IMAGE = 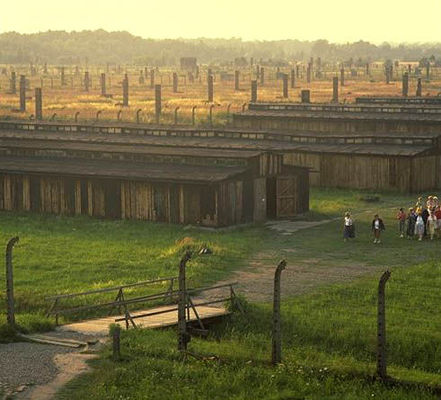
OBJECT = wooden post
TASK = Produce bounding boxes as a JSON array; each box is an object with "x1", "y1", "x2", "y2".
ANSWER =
[
  {"x1": 155, "y1": 84, "x2": 161, "y2": 124},
  {"x1": 332, "y1": 77, "x2": 339, "y2": 103},
  {"x1": 377, "y1": 270, "x2": 391, "y2": 380},
  {"x1": 402, "y1": 73, "x2": 409, "y2": 97},
  {"x1": 122, "y1": 74, "x2": 129, "y2": 107},
  {"x1": 178, "y1": 251, "x2": 191, "y2": 351},
  {"x1": 234, "y1": 70, "x2": 240, "y2": 91},
  {"x1": 260, "y1": 67, "x2": 265, "y2": 85},
  {"x1": 150, "y1": 69, "x2": 155, "y2": 88},
  {"x1": 340, "y1": 66, "x2": 345, "y2": 86},
  {"x1": 272, "y1": 260, "x2": 286, "y2": 365},
  {"x1": 290, "y1": 69, "x2": 295, "y2": 89},
  {"x1": 10, "y1": 71, "x2": 16, "y2": 94},
  {"x1": 416, "y1": 78, "x2": 422, "y2": 96},
  {"x1": 301, "y1": 89, "x2": 310, "y2": 103},
  {"x1": 251, "y1": 80, "x2": 258, "y2": 102},
  {"x1": 282, "y1": 73, "x2": 288, "y2": 98},
  {"x1": 112, "y1": 325, "x2": 121, "y2": 361},
  {"x1": 19, "y1": 75, "x2": 26, "y2": 112},
  {"x1": 100, "y1": 73, "x2": 106, "y2": 96},
  {"x1": 35, "y1": 88, "x2": 43, "y2": 120},
  {"x1": 5, "y1": 237, "x2": 19, "y2": 328},
  {"x1": 207, "y1": 74, "x2": 214, "y2": 102},
  {"x1": 84, "y1": 71, "x2": 90, "y2": 92},
  {"x1": 172, "y1": 72, "x2": 178, "y2": 93}
]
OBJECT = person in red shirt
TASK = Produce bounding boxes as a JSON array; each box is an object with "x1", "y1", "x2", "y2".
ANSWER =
[{"x1": 396, "y1": 208, "x2": 406, "y2": 238}]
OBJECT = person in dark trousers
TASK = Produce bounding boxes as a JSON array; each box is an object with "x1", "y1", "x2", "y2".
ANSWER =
[
  {"x1": 422, "y1": 207, "x2": 430, "y2": 237},
  {"x1": 372, "y1": 214, "x2": 385, "y2": 244}
]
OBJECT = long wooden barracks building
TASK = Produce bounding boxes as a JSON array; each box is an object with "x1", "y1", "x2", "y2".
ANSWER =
[
  {"x1": 232, "y1": 101, "x2": 441, "y2": 192},
  {"x1": 0, "y1": 120, "x2": 309, "y2": 226}
]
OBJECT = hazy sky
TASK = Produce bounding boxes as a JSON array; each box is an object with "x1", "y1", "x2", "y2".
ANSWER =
[{"x1": 1, "y1": 0, "x2": 440, "y2": 43}]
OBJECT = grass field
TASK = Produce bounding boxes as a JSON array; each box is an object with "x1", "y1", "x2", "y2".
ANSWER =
[
  {"x1": 1, "y1": 65, "x2": 441, "y2": 125},
  {"x1": 1, "y1": 188, "x2": 441, "y2": 398}
]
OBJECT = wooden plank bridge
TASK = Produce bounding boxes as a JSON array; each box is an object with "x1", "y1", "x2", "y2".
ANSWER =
[{"x1": 46, "y1": 277, "x2": 238, "y2": 336}]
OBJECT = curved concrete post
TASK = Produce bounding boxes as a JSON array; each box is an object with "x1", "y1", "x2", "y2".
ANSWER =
[{"x1": 272, "y1": 259, "x2": 286, "y2": 365}]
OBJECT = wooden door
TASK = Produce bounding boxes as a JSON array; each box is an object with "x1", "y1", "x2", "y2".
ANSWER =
[{"x1": 276, "y1": 176, "x2": 297, "y2": 218}]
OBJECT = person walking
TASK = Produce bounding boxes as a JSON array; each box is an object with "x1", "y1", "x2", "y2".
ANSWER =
[
  {"x1": 371, "y1": 214, "x2": 385, "y2": 244},
  {"x1": 397, "y1": 208, "x2": 406, "y2": 238},
  {"x1": 343, "y1": 212, "x2": 355, "y2": 242}
]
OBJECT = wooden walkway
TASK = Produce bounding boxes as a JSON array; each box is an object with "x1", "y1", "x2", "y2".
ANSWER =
[{"x1": 57, "y1": 304, "x2": 229, "y2": 336}]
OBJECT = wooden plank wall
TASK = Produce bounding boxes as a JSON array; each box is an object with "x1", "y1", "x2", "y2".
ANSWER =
[{"x1": 283, "y1": 153, "x2": 321, "y2": 186}]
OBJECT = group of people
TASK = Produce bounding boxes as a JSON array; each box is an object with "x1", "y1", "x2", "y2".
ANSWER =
[
  {"x1": 398, "y1": 196, "x2": 441, "y2": 241},
  {"x1": 343, "y1": 195, "x2": 441, "y2": 244}
]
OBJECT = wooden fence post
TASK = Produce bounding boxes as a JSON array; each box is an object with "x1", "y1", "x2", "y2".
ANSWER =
[
  {"x1": 19, "y1": 75, "x2": 26, "y2": 112},
  {"x1": 251, "y1": 80, "x2": 258, "y2": 102},
  {"x1": 112, "y1": 325, "x2": 121, "y2": 361},
  {"x1": 6, "y1": 237, "x2": 19, "y2": 328},
  {"x1": 35, "y1": 88, "x2": 43, "y2": 120},
  {"x1": 272, "y1": 260, "x2": 286, "y2": 365},
  {"x1": 377, "y1": 270, "x2": 391, "y2": 380},
  {"x1": 155, "y1": 85, "x2": 161, "y2": 124},
  {"x1": 178, "y1": 251, "x2": 192, "y2": 351}
]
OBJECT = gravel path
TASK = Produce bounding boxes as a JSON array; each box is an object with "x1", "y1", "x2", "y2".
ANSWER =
[{"x1": 0, "y1": 342, "x2": 75, "y2": 397}]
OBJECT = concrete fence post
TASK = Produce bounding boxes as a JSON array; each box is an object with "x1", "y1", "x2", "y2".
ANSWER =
[
  {"x1": 155, "y1": 85, "x2": 161, "y2": 124},
  {"x1": 35, "y1": 88, "x2": 43, "y2": 120},
  {"x1": 332, "y1": 77, "x2": 339, "y2": 103},
  {"x1": 416, "y1": 78, "x2": 422, "y2": 96},
  {"x1": 178, "y1": 251, "x2": 192, "y2": 351},
  {"x1": 272, "y1": 260, "x2": 286, "y2": 365},
  {"x1": 377, "y1": 270, "x2": 391, "y2": 380},
  {"x1": 6, "y1": 237, "x2": 19, "y2": 328},
  {"x1": 19, "y1": 75, "x2": 26, "y2": 112},
  {"x1": 251, "y1": 80, "x2": 258, "y2": 102}
]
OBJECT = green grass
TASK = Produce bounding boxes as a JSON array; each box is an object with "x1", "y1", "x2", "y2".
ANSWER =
[
  {"x1": 58, "y1": 261, "x2": 441, "y2": 399},
  {"x1": 0, "y1": 212, "x2": 262, "y2": 338}
]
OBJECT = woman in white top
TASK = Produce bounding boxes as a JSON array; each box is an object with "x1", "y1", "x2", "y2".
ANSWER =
[{"x1": 343, "y1": 212, "x2": 354, "y2": 242}]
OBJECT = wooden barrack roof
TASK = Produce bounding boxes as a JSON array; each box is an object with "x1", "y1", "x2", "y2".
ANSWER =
[{"x1": 0, "y1": 156, "x2": 248, "y2": 183}]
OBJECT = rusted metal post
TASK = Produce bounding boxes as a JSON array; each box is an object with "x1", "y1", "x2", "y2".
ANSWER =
[
  {"x1": 272, "y1": 260, "x2": 286, "y2": 365},
  {"x1": 6, "y1": 237, "x2": 19, "y2": 328},
  {"x1": 178, "y1": 251, "x2": 192, "y2": 351},
  {"x1": 19, "y1": 75, "x2": 26, "y2": 112},
  {"x1": 155, "y1": 84, "x2": 161, "y2": 124},
  {"x1": 122, "y1": 74, "x2": 129, "y2": 107},
  {"x1": 402, "y1": 73, "x2": 409, "y2": 97},
  {"x1": 416, "y1": 78, "x2": 422, "y2": 96},
  {"x1": 100, "y1": 73, "x2": 106, "y2": 96},
  {"x1": 112, "y1": 325, "x2": 121, "y2": 361},
  {"x1": 207, "y1": 74, "x2": 214, "y2": 102},
  {"x1": 282, "y1": 74, "x2": 288, "y2": 98},
  {"x1": 332, "y1": 77, "x2": 339, "y2": 103},
  {"x1": 251, "y1": 80, "x2": 258, "y2": 102},
  {"x1": 234, "y1": 70, "x2": 240, "y2": 91},
  {"x1": 192, "y1": 106, "x2": 197, "y2": 126},
  {"x1": 35, "y1": 88, "x2": 43, "y2": 120},
  {"x1": 377, "y1": 270, "x2": 391, "y2": 380}
]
